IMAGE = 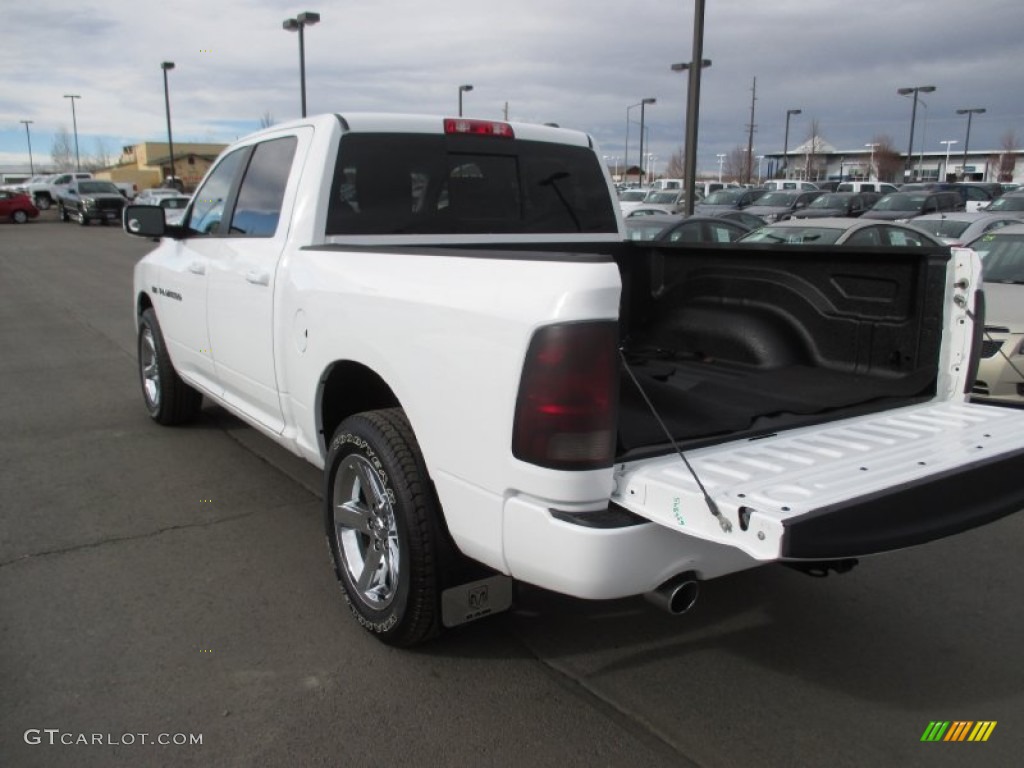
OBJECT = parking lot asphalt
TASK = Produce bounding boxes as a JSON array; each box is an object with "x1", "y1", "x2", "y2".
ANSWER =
[{"x1": 2, "y1": 212, "x2": 1022, "y2": 767}]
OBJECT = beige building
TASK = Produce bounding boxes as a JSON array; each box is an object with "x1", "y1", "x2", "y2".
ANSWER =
[{"x1": 95, "y1": 141, "x2": 227, "y2": 193}]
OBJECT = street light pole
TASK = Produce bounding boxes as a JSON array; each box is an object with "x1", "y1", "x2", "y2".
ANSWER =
[
  {"x1": 161, "y1": 62, "x2": 177, "y2": 184},
  {"x1": 20, "y1": 120, "x2": 35, "y2": 175},
  {"x1": 782, "y1": 108, "x2": 801, "y2": 180},
  {"x1": 756, "y1": 155, "x2": 764, "y2": 184},
  {"x1": 956, "y1": 107, "x2": 985, "y2": 180},
  {"x1": 670, "y1": 54, "x2": 711, "y2": 214},
  {"x1": 716, "y1": 153, "x2": 726, "y2": 183},
  {"x1": 458, "y1": 84, "x2": 473, "y2": 117},
  {"x1": 63, "y1": 95, "x2": 82, "y2": 171},
  {"x1": 897, "y1": 85, "x2": 936, "y2": 179},
  {"x1": 939, "y1": 140, "x2": 958, "y2": 181},
  {"x1": 283, "y1": 11, "x2": 321, "y2": 117},
  {"x1": 637, "y1": 97, "x2": 656, "y2": 186}
]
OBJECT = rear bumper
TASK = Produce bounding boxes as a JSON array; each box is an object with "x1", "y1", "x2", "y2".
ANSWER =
[
  {"x1": 783, "y1": 446, "x2": 1024, "y2": 558},
  {"x1": 502, "y1": 495, "x2": 759, "y2": 599}
]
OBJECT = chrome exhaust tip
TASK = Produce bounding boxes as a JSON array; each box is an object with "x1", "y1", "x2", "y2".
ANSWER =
[{"x1": 645, "y1": 572, "x2": 699, "y2": 615}]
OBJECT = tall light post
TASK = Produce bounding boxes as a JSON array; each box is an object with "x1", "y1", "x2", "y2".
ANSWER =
[
  {"x1": 63, "y1": 94, "x2": 82, "y2": 171},
  {"x1": 897, "y1": 85, "x2": 936, "y2": 179},
  {"x1": 939, "y1": 139, "x2": 958, "y2": 181},
  {"x1": 716, "y1": 153, "x2": 726, "y2": 183},
  {"x1": 458, "y1": 84, "x2": 473, "y2": 117},
  {"x1": 956, "y1": 107, "x2": 985, "y2": 180},
  {"x1": 782, "y1": 108, "x2": 801, "y2": 179},
  {"x1": 20, "y1": 120, "x2": 35, "y2": 175},
  {"x1": 671, "y1": 56, "x2": 711, "y2": 214},
  {"x1": 637, "y1": 97, "x2": 656, "y2": 186},
  {"x1": 161, "y1": 62, "x2": 177, "y2": 184},
  {"x1": 283, "y1": 11, "x2": 320, "y2": 118},
  {"x1": 864, "y1": 142, "x2": 879, "y2": 180},
  {"x1": 756, "y1": 154, "x2": 764, "y2": 184}
]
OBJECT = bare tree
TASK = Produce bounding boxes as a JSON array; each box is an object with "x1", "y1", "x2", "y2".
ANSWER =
[
  {"x1": 664, "y1": 147, "x2": 686, "y2": 178},
  {"x1": 84, "y1": 138, "x2": 113, "y2": 171},
  {"x1": 51, "y1": 126, "x2": 74, "y2": 170},
  {"x1": 804, "y1": 119, "x2": 823, "y2": 181},
  {"x1": 997, "y1": 129, "x2": 1018, "y2": 182},
  {"x1": 258, "y1": 111, "x2": 276, "y2": 129},
  {"x1": 870, "y1": 135, "x2": 902, "y2": 183},
  {"x1": 722, "y1": 146, "x2": 748, "y2": 182}
]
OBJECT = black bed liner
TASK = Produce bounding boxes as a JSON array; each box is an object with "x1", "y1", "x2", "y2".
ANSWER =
[{"x1": 616, "y1": 242, "x2": 952, "y2": 455}]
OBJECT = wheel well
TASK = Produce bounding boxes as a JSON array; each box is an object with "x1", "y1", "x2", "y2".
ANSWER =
[
  {"x1": 317, "y1": 361, "x2": 401, "y2": 456},
  {"x1": 137, "y1": 292, "x2": 153, "y2": 318}
]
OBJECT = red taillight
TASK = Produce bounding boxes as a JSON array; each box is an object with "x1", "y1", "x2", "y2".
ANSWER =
[
  {"x1": 512, "y1": 322, "x2": 619, "y2": 470},
  {"x1": 444, "y1": 118, "x2": 515, "y2": 138}
]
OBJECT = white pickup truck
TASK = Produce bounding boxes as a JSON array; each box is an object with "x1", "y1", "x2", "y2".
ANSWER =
[{"x1": 123, "y1": 113, "x2": 1024, "y2": 646}]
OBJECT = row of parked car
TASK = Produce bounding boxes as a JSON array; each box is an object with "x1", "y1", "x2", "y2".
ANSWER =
[
  {"x1": 620, "y1": 180, "x2": 1020, "y2": 221},
  {"x1": 0, "y1": 177, "x2": 190, "y2": 226}
]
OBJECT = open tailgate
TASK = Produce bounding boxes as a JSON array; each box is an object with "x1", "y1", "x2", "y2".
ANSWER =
[{"x1": 610, "y1": 402, "x2": 1024, "y2": 560}]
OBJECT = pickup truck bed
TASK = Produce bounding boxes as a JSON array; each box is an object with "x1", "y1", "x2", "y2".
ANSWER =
[{"x1": 617, "y1": 242, "x2": 953, "y2": 455}]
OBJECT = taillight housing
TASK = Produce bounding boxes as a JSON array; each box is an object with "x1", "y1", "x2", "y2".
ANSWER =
[{"x1": 512, "y1": 322, "x2": 619, "y2": 470}]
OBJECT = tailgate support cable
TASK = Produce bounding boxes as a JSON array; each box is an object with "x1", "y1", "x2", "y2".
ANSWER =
[{"x1": 618, "y1": 349, "x2": 733, "y2": 533}]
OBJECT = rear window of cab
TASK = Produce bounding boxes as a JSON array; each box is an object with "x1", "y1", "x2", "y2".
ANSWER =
[{"x1": 326, "y1": 133, "x2": 617, "y2": 235}]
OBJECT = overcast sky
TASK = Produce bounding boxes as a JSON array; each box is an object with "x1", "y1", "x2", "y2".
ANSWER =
[{"x1": 2, "y1": 0, "x2": 1023, "y2": 176}]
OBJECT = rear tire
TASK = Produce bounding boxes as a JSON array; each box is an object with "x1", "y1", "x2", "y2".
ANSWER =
[
  {"x1": 35, "y1": 195, "x2": 51, "y2": 210},
  {"x1": 325, "y1": 409, "x2": 443, "y2": 646},
  {"x1": 138, "y1": 308, "x2": 202, "y2": 425},
  {"x1": 12, "y1": 210, "x2": 28, "y2": 224}
]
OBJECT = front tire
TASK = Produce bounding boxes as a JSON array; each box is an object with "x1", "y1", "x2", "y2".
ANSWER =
[
  {"x1": 12, "y1": 210, "x2": 28, "y2": 224},
  {"x1": 78, "y1": 211, "x2": 90, "y2": 226},
  {"x1": 138, "y1": 308, "x2": 202, "y2": 425},
  {"x1": 58, "y1": 203, "x2": 69, "y2": 222},
  {"x1": 325, "y1": 409, "x2": 442, "y2": 646}
]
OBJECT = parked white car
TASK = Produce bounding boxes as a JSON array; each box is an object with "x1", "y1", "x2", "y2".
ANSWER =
[{"x1": 965, "y1": 223, "x2": 1024, "y2": 405}]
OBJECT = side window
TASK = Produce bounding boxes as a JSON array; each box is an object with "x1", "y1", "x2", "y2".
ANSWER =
[
  {"x1": 844, "y1": 226, "x2": 882, "y2": 247},
  {"x1": 186, "y1": 148, "x2": 247, "y2": 235},
  {"x1": 669, "y1": 222, "x2": 702, "y2": 243},
  {"x1": 229, "y1": 137, "x2": 298, "y2": 237},
  {"x1": 983, "y1": 220, "x2": 1012, "y2": 234},
  {"x1": 862, "y1": 184, "x2": 876, "y2": 192},
  {"x1": 709, "y1": 223, "x2": 741, "y2": 243}
]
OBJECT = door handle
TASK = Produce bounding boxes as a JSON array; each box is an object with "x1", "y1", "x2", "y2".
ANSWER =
[
  {"x1": 246, "y1": 270, "x2": 270, "y2": 286},
  {"x1": 188, "y1": 262, "x2": 205, "y2": 275}
]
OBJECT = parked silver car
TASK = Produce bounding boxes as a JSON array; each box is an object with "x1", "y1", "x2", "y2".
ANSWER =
[
  {"x1": 910, "y1": 213, "x2": 1021, "y2": 246},
  {"x1": 738, "y1": 217, "x2": 942, "y2": 247}
]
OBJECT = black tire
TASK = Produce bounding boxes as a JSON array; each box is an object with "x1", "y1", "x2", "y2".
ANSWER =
[
  {"x1": 78, "y1": 211, "x2": 89, "y2": 226},
  {"x1": 58, "y1": 203, "x2": 69, "y2": 222},
  {"x1": 12, "y1": 210, "x2": 28, "y2": 224},
  {"x1": 137, "y1": 308, "x2": 202, "y2": 425},
  {"x1": 35, "y1": 195, "x2": 51, "y2": 211},
  {"x1": 325, "y1": 409, "x2": 442, "y2": 646}
]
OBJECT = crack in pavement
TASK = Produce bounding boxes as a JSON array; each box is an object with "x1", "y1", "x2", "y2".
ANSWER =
[{"x1": 0, "y1": 507, "x2": 268, "y2": 569}]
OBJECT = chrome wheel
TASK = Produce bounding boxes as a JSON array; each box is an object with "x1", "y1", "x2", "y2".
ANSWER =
[
  {"x1": 140, "y1": 325, "x2": 160, "y2": 410},
  {"x1": 332, "y1": 453, "x2": 400, "y2": 609}
]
